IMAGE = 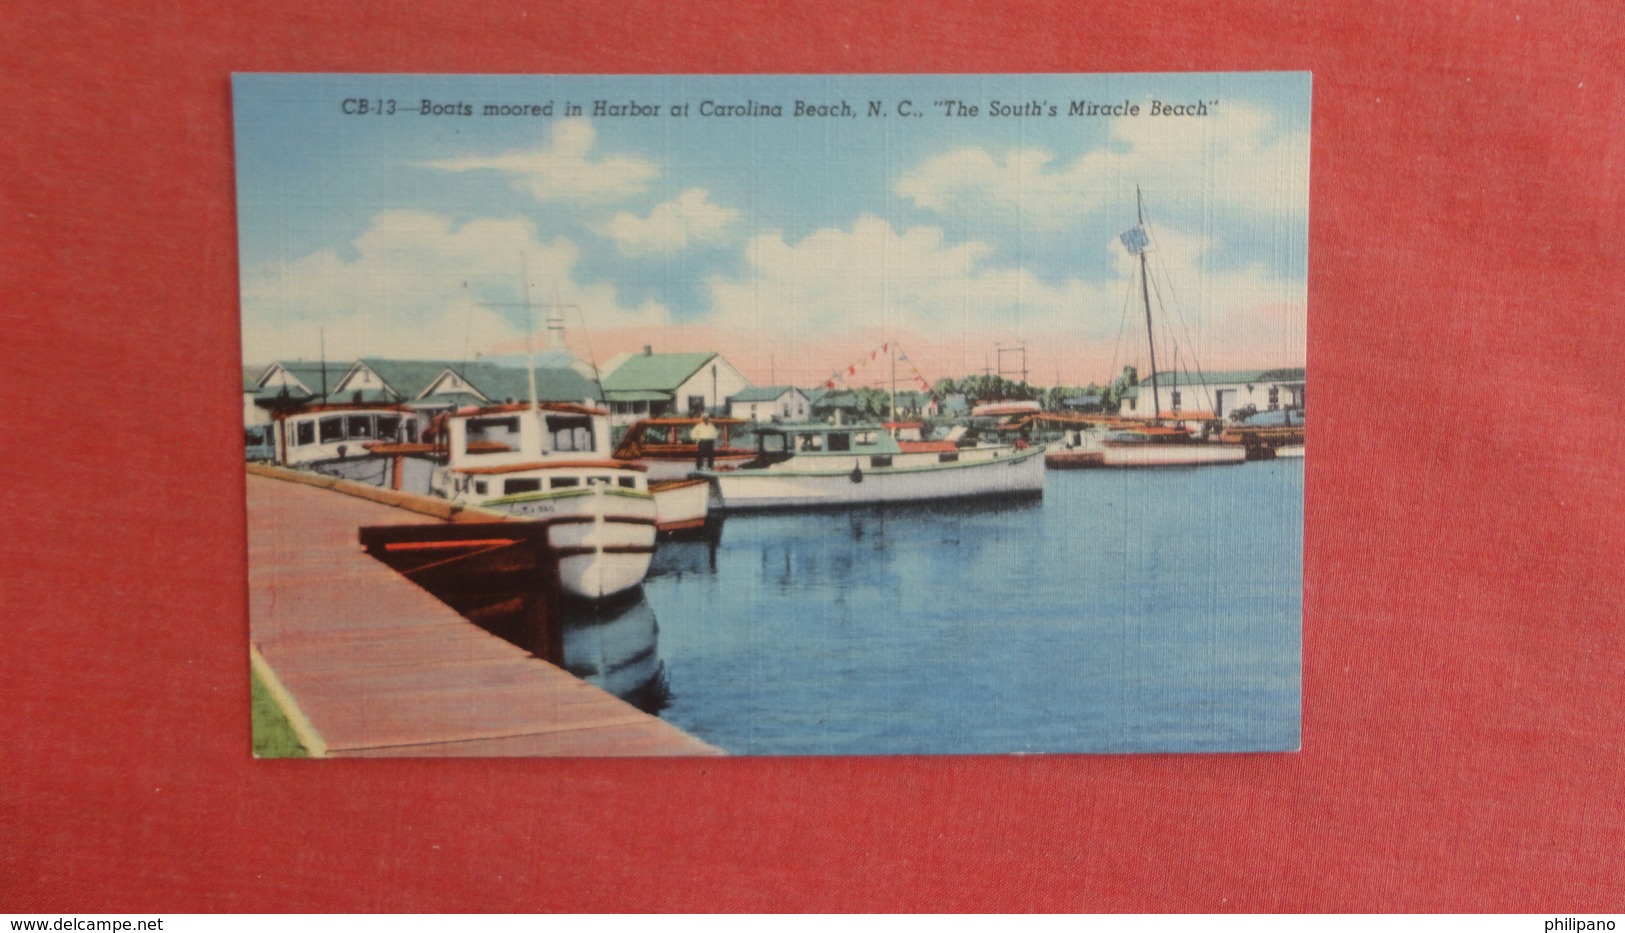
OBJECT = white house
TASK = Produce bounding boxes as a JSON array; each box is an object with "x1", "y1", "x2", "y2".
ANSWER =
[
  {"x1": 728, "y1": 386, "x2": 811, "y2": 423},
  {"x1": 1139, "y1": 367, "x2": 1306, "y2": 419},
  {"x1": 599, "y1": 348, "x2": 753, "y2": 426}
]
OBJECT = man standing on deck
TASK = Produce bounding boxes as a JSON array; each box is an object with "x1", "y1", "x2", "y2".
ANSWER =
[{"x1": 692, "y1": 414, "x2": 719, "y2": 469}]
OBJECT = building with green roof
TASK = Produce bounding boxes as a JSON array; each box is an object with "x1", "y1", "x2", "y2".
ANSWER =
[
  {"x1": 598, "y1": 348, "x2": 752, "y2": 424},
  {"x1": 727, "y1": 386, "x2": 810, "y2": 423}
]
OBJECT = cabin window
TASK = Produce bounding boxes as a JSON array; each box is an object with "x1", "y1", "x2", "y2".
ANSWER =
[
  {"x1": 468, "y1": 417, "x2": 520, "y2": 444},
  {"x1": 870, "y1": 455, "x2": 893, "y2": 468},
  {"x1": 346, "y1": 415, "x2": 373, "y2": 438},
  {"x1": 799, "y1": 434, "x2": 824, "y2": 452},
  {"x1": 587, "y1": 476, "x2": 611, "y2": 486},
  {"x1": 319, "y1": 417, "x2": 344, "y2": 443},
  {"x1": 853, "y1": 431, "x2": 878, "y2": 446},
  {"x1": 1268, "y1": 387, "x2": 1280, "y2": 410},
  {"x1": 550, "y1": 477, "x2": 580, "y2": 489},
  {"x1": 546, "y1": 415, "x2": 594, "y2": 453},
  {"x1": 618, "y1": 476, "x2": 636, "y2": 489},
  {"x1": 376, "y1": 415, "x2": 400, "y2": 440},
  {"x1": 405, "y1": 420, "x2": 418, "y2": 443},
  {"x1": 503, "y1": 478, "x2": 541, "y2": 495},
  {"x1": 473, "y1": 480, "x2": 488, "y2": 495},
  {"x1": 938, "y1": 452, "x2": 959, "y2": 463},
  {"x1": 759, "y1": 434, "x2": 787, "y2": 453},
  {"x1": 1170, "y1": 391, "x2": 1182, "y2": 411},
  {"x1": 827, "y1": 432, "x2": 851, "y2": 452},
  {"x1": 295, "y1": 421, "x2": 315, "y2": 446}
]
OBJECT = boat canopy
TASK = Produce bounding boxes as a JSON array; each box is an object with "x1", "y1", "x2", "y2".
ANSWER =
[{"x1": 753, "y1": 423, "x2": 903, "y2": 456}]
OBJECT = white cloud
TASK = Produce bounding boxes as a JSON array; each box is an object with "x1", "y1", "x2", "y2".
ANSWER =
[
  {"x1": 240, "y1": 211, "x2": 670, "y2": 363},
  {"x1": 895, "y1": 102, "x2": 1309, "y2": 230},
  {"x1": 424, "y1": 118, "x2": 658, "y2": 203},
  {"x1": 599, "y1": 188, "x2": 741, "y2": 255},
  {"x1": 665, "y1": 215, "x2": 1302, "y2": 387}
]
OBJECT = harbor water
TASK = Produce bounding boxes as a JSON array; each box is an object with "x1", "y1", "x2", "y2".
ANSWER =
[{"x1": 563, "y1": 458, "x2": 1303, "y2": 755}]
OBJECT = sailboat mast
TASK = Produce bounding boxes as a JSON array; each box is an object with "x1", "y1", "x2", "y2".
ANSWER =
[
  {"x1": 1136, "y1": 188, "x2": 1163, "y2": 420},
  {"x1": 520, "y1": 255, "x2": 539, "y2": 418}
]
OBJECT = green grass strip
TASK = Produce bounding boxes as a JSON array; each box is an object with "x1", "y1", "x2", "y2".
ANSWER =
[{"x1": 251, "y1": 668, "x2": 309, "y2": 758}]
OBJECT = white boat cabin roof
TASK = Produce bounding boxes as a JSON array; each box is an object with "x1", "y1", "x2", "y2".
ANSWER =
[{"x1": 753, "y1": 422, "x2": 905, "y2": 456}]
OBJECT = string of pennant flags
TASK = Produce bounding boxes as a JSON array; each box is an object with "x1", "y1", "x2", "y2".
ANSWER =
[{"x1": 821, "y1": 342, "x2": 939, "y2": 404}]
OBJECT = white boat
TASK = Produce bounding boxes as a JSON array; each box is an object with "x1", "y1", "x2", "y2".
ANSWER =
[
  {"x1": 611, "y1": 416, "x2": 753, "y2": 482},
  {"x1": 611, "y1": 417, "x2": 753, "y2": 533},
  {"x1": 429, "y1": 402, "x2": 657, "y2": 601},
  {"x1": 698, "y1": 422, "x2": 1045, "y2": 511},
  {"x1": 647, "y1": 478, "x2": 712, "y2": 534},
  {"x1": 271, "y1": 403, "x2": 429, "y2": 484}
]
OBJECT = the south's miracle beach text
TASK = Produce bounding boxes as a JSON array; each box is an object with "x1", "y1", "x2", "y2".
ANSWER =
[{"x1": 339, "y1": 97, "x2": 1221, "y2": 119}]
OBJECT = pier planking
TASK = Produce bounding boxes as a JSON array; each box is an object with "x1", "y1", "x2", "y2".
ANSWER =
[{"x1": 245, "y1": 468, "x2": 720, "y2": 757}]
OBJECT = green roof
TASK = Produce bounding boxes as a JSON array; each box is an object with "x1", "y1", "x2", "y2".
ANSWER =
[
  {"x1": 1146, "y1": 367, "x2": 1305, "y2": 388},
  {"x1": 356, "y1": 359, "x2": 470, "y2": 399},
  {"x1": 810, "y1": 390, "x2": 862, "y2": 410},
  {"x1": 459, "y1": 362, "x2": 600, "y2": 404},
  {"x1": 601, "y1": 352, "x2": 716, "y2": 393},
  {"x1": 603, "y1": 389, "x2": 674, "y2": 403},
  {"x1": 730, "y1": 385, "x2": 800, "y2": 403},
  {"x1": 244, "y1": 366, "x2": 264, "y2": 392},
  {"x1": 269, "y1": 361, "x2": 352, "y2": 395},
  {"x1": 329, "y1": 388, "x2": 397, "y2": 405}
]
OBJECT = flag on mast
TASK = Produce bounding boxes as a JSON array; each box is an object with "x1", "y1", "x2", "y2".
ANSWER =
[{"x1": 1120, "y1": 225, "x2": 1150, "y2": 254}]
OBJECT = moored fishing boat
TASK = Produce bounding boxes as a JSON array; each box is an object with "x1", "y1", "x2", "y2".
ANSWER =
[
  {"x1": 610, "y1": 416, "x2": 752, "y2": 533},
  {"x1": 698, "y1": 421, "x2": 1045, "y2": 511},
  {"x1": 428, "y1": 402, "x2": 657, "y2": 601},
  {"x1": 271, "y1": 403, "x2": 427, "y2": 484},
  {"x1": 611, "y1": 416, "x2": 753, "y2": 481}
]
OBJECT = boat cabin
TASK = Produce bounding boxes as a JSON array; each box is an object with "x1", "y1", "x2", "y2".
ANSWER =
[
  {"x1": 275, "y1": 404, "x2": 418, "y2": 467},
  {"x1": 745, "y1": 423, "x2": 907, "y2": 467},
  {"x1": 439, "y1": 403, "x2": 612, "y2": 468},
  {"x1": 612, "y1": 416, "x2": 746, "y2": 461}
]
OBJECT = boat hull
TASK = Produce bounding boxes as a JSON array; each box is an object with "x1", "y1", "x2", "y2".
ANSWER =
[
  {"x1": 1045, "y1": 450, "x2": 1106, "y2": 469},
  {"x1": 453, "y1": 484, "x2": 658, "y2": 602},
  {"x1": 635, "y1": 454, "x2": 754, "y2": 483},
  {"x1": 1099, "y1": 443, "x2": 1247, "y2": 468},
  {"x1": 703, "y1": 447, "x2": 1047, "y2": 511},
  {"x1": 649, "y1": 478, "x2": 711, "y2": 534}
]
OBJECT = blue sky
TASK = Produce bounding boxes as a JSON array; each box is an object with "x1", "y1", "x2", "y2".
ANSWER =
[{"x1": 235, "y1": 73, "x2": 1309, "y2": 388}]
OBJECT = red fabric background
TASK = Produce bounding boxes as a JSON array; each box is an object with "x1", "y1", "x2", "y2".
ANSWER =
[{"x1": 3, "y1": 0, "x2": 1621, "y2": 913}]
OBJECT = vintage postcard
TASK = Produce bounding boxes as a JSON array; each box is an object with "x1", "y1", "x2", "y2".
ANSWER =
[{"x1": 236, "y1": 73, "x2": 1308, "y2": 757}]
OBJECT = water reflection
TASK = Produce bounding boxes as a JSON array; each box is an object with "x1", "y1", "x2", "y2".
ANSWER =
[
  {"x1": 638, "y1": 467, "x2": 1301, "y2": 755},
  {"x1": 557, "y1": 593, "x2": 669, "y2": 714},
  {"x1": 647, "y1": 531, "x2": 722, "y2": 579}
]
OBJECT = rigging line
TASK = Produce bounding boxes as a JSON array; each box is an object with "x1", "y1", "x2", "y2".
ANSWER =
[
  {"x1": 459, "y1": 280, "x2": 475, "y2": 379},
  {"x1": 1146, "y1": 268, "x2": 1212, "y2": 412},
  {"x1": 1148, "y1": 254, "x2": 1216, "y2": 411},
  {"x1": 1108, "y1": 258, "x2": 1136, "y2": 387},
  {"x1": 1138, "y1": 199, "x2": 1215, "y2": 412},
  {"x1": 565, "y1": 298, "x2": 607, "y2": 403}
]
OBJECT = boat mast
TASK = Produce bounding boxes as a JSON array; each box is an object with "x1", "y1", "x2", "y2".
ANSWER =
[
  {"x1": 1136, "y1": 187, "x2": 1163, "y2": 421},
  {"x1": 520, "y1": 255, "x2": 539, "y2": 419}
]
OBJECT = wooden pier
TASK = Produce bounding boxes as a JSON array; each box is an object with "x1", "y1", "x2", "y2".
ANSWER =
[{"x1": 246, "y1": 465, "x2": 720, "y2": 757}]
